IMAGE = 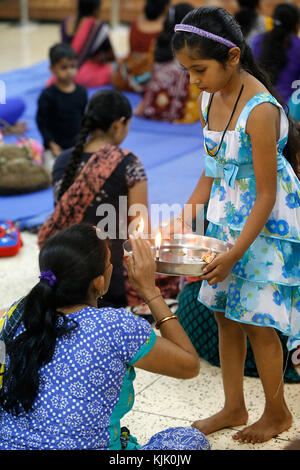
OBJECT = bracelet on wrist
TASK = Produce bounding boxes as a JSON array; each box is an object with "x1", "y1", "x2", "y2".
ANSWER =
[
  {"x1": 144, "y1": 293, "x2": 162, "y2": 305},
  {"x1": 177, "y1": 216, "x2": 192, "y2": 230},
  {"x1": 155, "y1": 315, "x2": 179, "y2": 329}
]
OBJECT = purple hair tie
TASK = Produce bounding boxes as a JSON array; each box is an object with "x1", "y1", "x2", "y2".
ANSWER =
[
  {"x1": 39, "y1": 270, "x2": 57, "y2": 287},
  {"x1": 174, "y1": 24, "x2": 237, "y2": 49}
]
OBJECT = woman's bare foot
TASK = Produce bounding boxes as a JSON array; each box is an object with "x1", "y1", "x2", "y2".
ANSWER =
[
  {"x1": 232, "y1": 407, "x2": 293, "y2": 444},
  {"x1": 192, "y1": 407, "x2": 248, "y2": 435}
]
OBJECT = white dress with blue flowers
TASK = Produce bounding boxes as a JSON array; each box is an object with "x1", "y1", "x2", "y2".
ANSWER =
[{"x1": 198, "y1": 92, "x2": 300, "y2": 350}]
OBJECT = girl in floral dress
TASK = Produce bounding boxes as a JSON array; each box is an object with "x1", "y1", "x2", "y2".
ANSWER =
[{"x1": 172, "y1": 6, "x2": 300, "y2": 443}]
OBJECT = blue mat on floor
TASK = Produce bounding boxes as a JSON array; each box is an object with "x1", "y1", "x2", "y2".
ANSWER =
[{"x1": 0, "y1": 61, "x2": 204, "y2": 228}]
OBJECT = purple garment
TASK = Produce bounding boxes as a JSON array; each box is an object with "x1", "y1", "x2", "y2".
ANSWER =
[
  {"x1": 61, "y1": 18, "x2": 73, "y2": 44},
  {"x1": 251, "y1": 33, "x2": 300, "y2": 103}
]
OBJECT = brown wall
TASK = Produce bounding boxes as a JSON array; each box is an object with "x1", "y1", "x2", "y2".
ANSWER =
[{"x1": 0, "y1": 0, "x2": 300, "y2": 23}]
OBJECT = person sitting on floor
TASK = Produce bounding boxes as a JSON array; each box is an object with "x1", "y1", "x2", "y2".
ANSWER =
[
  {"x1": 36, "y1": 43, "x2": 88, "y2": 169},
  {"x1": 38, "y1": 89, "x2": 148, "y2": 309},
  {"x1": 0, "y1": 223, "x2": 210, "y2": 451},
  {"x1": 55, "y1": 0, "x2": 115, "y2": 88},
  {"x1": 234, "y1": 0, "x2": 270, "y2": 44},
  {"x1": 112, "y1": 0, "x2": 170, "y2": 93},
  {"x1": 135, "y1": 2, "x2": 201, "y2": 124},
  {"x1": 251, "y1": 2, "x2": 300, "y2": 104}
]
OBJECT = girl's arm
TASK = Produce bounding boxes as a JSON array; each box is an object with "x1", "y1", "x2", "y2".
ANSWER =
[
  {"x1": 127, "y1": 180, "x2": 151, "y2": 234},
  {"x1": 201, "y1": 102, "x2": 279, "y2": 284}
]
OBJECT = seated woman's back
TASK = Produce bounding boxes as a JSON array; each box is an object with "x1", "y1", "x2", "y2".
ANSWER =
[
  {"x1": 59, "y1": 0, "x2": 115, "y2": 88},
  {"x1": 234, "y1": 0, "x2": 268, "y2": 43},
  {"x1": 251, "y1": 2, "x2": 300, "y2": 103},
  {"x1": 129, "y1": 0, "x2": 170, "y2": 54},
  {"x1": 112, "y1": 0, "x2": 170, "y2": 92},
  {"x1": 136, "y1": 2, "x2": 200, "y2": 123},
  {"x1": 61, "y1": 0, "x2": 102, "y2": 43},
  {"x1": 0, "y1": 304, "x2": 154, "y2": 450}
]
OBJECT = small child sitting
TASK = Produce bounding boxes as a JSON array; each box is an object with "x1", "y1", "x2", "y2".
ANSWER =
[{"x1": 36, "y1": 43, "x2": 88, "y2": 169}]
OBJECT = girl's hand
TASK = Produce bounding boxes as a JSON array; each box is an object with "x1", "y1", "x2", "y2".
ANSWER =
[
  {"x1": 199, "y1": 251, "x2": 237, "y2": 285},
  {"x1": 124, "y1": 234, "x2": 158, "y2": 300},
  {"x1": 155, "y1": 216, "x2": 192, "y2": 239}
]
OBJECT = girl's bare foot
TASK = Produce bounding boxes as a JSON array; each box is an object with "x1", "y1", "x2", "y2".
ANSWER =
[
  {"x1": 192, "y1": 407, "x2": 248, "y2": 435},
  {"x1": 232, "y1": 407, "x2": 292, "y2": 444}
]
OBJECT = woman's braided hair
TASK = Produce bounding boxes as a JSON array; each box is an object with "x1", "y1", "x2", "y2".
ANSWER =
[{"x1": 57, "y1": 89, "x2": 132, "y2": 201}]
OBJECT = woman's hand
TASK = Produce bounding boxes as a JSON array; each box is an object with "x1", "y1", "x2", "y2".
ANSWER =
[
  {"x1": 199, "y1": 251, "x2": 238, "y2": 285},
  {"x1": 0, "y1": 308, "x2": 6, "y2": 318},
  {"x1": 124, "y1": 234, "x2": 158, "y2": 300}
]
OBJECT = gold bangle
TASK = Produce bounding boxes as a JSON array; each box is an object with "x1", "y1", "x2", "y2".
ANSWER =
[{"x1": 155, "y1": 315, "x2": 179, "y2": 329}]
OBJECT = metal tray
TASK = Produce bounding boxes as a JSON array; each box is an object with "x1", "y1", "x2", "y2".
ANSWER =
[{"x1": 123, "y1": 234, "x2": 232, "y2": 276}]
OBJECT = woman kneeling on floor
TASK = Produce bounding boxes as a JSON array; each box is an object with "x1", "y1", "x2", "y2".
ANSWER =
[{"x1": 0, "y1": 224, "x2": 210, "y2": 450}]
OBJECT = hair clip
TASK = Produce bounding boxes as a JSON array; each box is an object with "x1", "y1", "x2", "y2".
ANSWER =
[{"x1": 39, "y1": 270, "x2": 57, "y2": 287}]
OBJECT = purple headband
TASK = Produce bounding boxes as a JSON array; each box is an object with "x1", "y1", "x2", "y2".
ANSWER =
[
  {"x1": 174, "y1": 24, "x2": 237, "y2": 49},
  {"x1": 39, "y1": 270, "x2": 57, "y2": 287}
]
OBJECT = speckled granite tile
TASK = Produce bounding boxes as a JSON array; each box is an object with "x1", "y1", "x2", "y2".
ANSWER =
[
  {"x1": 133, "y1": 358, "x2": 300, "y2": 444},
  {"x1": 133, "y1": 359, "x2": 225, "y2": 422},
  {"x1": 0, "y1": 232, "x2": 40, "y2": 308},
  {"x1": 134, "y1": 368, "x2": 163, "y2": 395}
]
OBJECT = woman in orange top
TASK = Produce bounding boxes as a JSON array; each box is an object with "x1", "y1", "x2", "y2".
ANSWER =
[{"x1": 112, "y1": 0, "x2": 170, "y2": 92}]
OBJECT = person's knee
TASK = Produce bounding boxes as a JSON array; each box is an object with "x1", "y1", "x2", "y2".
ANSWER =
[
  {"x1": 214, "y1": 311, "x2": 237, "y2": 330},
  {"x1": 241, "y1": 323, "x2": 278, "y2": 346}
]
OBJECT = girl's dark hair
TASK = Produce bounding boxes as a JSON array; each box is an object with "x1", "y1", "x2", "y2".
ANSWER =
[
  {"x1": 144, "y1": 0, "x2": 170, "y2": 21},
  {"x1": 57, "y1": 89, "x2": 132, "y2": 201},
  {"x1": 172, "y1": 6, "x2": 300, "y2": 175},
  {"x1": 0, "y1": 224, "x2": 107, "y2": 415},
  {"x1": 74, "y1": 0, "x2": 101, "y2": 34},
  {"x1": 155, "y1": 3, "x2": 194, "y2": 63},
  {"x1": 234, "y1": 0, "x2": 260, "y2": 39},
  {"x1": 257, "y1": 3, "x2": 300, "y2": 85}
]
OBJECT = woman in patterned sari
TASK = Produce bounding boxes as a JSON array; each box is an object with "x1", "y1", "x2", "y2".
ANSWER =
[{"x1": 50, "y1": 0, "x2": 115, "y2": 88}]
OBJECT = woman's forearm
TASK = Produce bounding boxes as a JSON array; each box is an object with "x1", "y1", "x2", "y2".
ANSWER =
[
  {"x1": 230, "y1": 193, "x2": 276, "y2": 262},
  {"x1": 143, "y1": 288, "x2": 199, "y2": 358}
]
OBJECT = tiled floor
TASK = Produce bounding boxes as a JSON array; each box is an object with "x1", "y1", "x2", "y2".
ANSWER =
[
  {"x1": 0, "y1": 21, "x2": 129, "y2": 73},
  {"x1": 0, "y1": 22, "x2": 299, "y2": 451}
]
